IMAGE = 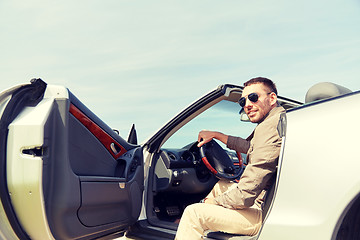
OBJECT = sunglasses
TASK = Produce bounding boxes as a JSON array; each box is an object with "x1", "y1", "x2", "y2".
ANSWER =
[{"x1": 238, "y1": 92, "x2": 272, "y2": 107}]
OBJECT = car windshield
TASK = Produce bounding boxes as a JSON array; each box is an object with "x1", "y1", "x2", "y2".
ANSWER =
[{"x1": 162, "y1": 100, "x2": 255, "y2": 149}]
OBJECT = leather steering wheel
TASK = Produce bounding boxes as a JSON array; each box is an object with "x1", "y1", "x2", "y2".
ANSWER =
[{"x1": 199, "y1": 139, "x2": 243, "y2": 180}]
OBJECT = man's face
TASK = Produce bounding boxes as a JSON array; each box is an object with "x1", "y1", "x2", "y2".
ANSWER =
[{"x1": 241, "y1": 83, "x2": 277, "y2": 123}]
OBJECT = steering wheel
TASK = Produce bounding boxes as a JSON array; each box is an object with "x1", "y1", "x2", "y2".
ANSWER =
[{"x1": 199, "y1": 139, "x2": 243, "y2": 180}]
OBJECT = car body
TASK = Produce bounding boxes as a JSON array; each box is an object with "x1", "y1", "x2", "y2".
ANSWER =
[{"x1": 0, "y1": 79, "x2": 358, "y2": 240}]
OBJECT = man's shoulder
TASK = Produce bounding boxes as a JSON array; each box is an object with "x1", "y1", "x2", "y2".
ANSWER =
[
  {"x1": 269, "y1": 106, "x2": 286, "y2": 117},
  {"x1": 261, "y1": 106, "x2": 285, "y2": 126},
  {"x1": 255, "y1": 107, "x2": 285, "y2": 135}
]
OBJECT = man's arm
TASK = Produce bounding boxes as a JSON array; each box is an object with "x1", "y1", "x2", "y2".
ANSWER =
[
  {"x1": 197, "y1": 130, "x2": 250, "y2": 153},
  {"x1": 227, "y1": 135, "x2": 251, "y2": 154},
  {"x1": 213, "y1": 120, "x2": 281, "y2": 209}
]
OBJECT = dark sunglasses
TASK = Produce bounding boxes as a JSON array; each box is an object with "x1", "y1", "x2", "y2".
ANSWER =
[{"x1": 238, "y1": 92, "x2": 272, "y2": 107}]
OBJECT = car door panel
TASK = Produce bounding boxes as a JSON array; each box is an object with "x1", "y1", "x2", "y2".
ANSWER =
[
  {"x1": 44, "y1": 92, "x2": 143, "y2": 239},
  {"x1": 68, "y1": 112, "x2": 119, "y2": 176},
  {"x1": 78, "y1": 173, "x2": 143, "y2": 227},
  {"x1": 69, "y1": 103, "x2": 127, "y2": 161},
  {"x1": 1, "y1": 80, "x2": 144, "y2": 240},
  {"x1": 77, "y1": 147, "x2": 144, "y2": 228}
]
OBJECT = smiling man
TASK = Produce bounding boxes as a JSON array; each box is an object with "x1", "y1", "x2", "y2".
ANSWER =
[{"x1": 175, "y1": 77, "x2": 285, "y2": 239}]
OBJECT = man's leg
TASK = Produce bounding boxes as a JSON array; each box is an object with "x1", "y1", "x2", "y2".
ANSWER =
[
  {"x1": 206, "y1": 179, "x2": 237, "y2": 199},
  {"x1": 175, "y1": 203, "x2": 262, "y2": 240}
]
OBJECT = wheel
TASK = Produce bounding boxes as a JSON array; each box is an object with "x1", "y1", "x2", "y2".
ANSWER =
[{"x1": 199, "y1": 140, "x2": 243, "y2": 180}]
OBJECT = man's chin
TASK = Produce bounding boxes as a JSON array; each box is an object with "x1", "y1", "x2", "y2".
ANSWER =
[
  {"x1": 248, "y1": 117, "x2": 259, "y2": 123},
  {"x1": 248, "y1": 115, "x2": 263, "y2": 123}
]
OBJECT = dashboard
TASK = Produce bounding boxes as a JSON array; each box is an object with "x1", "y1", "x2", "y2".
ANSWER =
[
  {"x1": 154, "y1": 142, "x2": 242, "y2": 194},
  {"x1": 161, "y1": 143, "x2": 201, "y2": 169}
]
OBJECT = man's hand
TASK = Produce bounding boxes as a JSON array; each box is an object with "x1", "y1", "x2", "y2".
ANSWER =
[
  {"x1": 197, "y1": 130, "x2": 228, "y2": 147},
  {"x1": 197, "y1": 130, "x2": 217, "y2": 147}
]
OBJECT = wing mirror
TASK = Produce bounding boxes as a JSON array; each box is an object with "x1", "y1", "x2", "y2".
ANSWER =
[
  {"x1": 239, "y1": 109, "x2": 250, "y2": 122},
  {"x1": 127, "y1": 124, "x2": 138, "y2": 145}
]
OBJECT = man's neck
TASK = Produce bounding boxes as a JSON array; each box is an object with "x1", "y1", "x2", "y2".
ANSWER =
[{"x1": 257, "y1": 105, "x2": 278, "y2": 124}]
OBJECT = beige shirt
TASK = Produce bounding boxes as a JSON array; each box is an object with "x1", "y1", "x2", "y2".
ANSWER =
[{"x1": 214, "y1": 106, "x2": 285, "y2": 210}]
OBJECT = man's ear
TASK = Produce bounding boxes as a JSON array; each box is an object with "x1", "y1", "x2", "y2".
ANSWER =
[{"x1": 269, "y1": 92, "x2": 278, "y2": 106}]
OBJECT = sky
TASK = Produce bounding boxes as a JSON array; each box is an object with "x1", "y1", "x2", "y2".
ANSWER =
[{"x1": 1, "y1": 0, "x2": 360, "y2": 142}]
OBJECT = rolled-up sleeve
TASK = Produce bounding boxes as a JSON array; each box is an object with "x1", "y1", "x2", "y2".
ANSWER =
[{"x1": 227, "y1": 135, "x2": 250, "y2": 154}]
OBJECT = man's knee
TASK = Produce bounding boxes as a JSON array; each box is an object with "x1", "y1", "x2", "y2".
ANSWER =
[
  {"x1": 183, "y1": 203, "x2": 215, "y2": 225},
  {"x1": 183, "y1": 203, "x2": 202, "y2": 218}
]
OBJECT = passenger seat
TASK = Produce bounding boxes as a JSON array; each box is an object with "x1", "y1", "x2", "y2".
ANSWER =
[{"x1": 305, "y1": 82, "x2": 351, "y2": 103}]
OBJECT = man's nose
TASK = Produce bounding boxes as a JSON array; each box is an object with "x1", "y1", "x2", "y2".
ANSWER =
[{"x1": 244, "y1": 98, "x2": 253, "y2": 108}]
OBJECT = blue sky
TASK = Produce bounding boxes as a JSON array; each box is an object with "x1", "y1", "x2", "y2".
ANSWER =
[{"x1": 1, "y1": 0, "x2": 360, "y2": 142}]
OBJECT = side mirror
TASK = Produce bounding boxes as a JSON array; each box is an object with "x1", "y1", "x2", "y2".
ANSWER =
[
  {"x1": 127, "y1": 124, "x2": 138, "y2": 145},
  {"x1": 239, "y1": 109, "x2": 250, "y2": 122}
]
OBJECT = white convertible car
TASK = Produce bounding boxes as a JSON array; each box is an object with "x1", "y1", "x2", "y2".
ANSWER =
[{"x1": 0, "y1": 79, "x2": 358, "y2": 240}]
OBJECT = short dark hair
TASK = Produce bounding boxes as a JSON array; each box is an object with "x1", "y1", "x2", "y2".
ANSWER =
[{"x1": 244, "y1": 77, "x2": 278, "y2": 95}]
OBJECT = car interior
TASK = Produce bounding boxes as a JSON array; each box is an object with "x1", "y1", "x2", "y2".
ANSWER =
[
  {"x1": 124, "y1": 86, "x2": 302, "y2": 240},
  {"x1": 127, "y1": 82, "x2": 354, "y2": 240}
]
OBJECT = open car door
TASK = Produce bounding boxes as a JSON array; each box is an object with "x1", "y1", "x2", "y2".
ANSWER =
[{"x1": 0, "y1": 79, "x2": 144, "y2": 240}]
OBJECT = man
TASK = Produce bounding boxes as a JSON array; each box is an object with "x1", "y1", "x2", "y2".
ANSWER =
[{"x1": 175, "y1": 77, "x2": 285, "y2": 239}]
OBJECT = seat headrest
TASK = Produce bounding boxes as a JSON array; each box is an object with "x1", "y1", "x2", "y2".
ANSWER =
[{"x1": 305, "y1": 82, "x2": 352, "y2": 103}]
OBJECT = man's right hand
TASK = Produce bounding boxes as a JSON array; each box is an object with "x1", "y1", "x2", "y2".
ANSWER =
[{"x1": 197, "y1": 130, "x2": 228, "y2": 147}]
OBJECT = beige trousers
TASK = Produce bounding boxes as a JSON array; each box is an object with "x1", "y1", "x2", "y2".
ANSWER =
[{"x1": 175, "y1": 180, "x2": 262, "y2": 240}]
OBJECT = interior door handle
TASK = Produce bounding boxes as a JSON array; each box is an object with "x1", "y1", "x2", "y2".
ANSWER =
[{"x1": 110, "y1": 142, "x2": 121, "y2": 155}]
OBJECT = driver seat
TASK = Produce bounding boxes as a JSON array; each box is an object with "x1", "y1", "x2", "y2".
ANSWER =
[{"x1": 203, "y1": 182, "x2": 276, "y2": 240}]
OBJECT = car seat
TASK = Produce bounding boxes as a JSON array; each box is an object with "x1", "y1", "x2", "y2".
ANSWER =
[{"x1": 305, "y1": 82, "x2": 351, "y2": 103}]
